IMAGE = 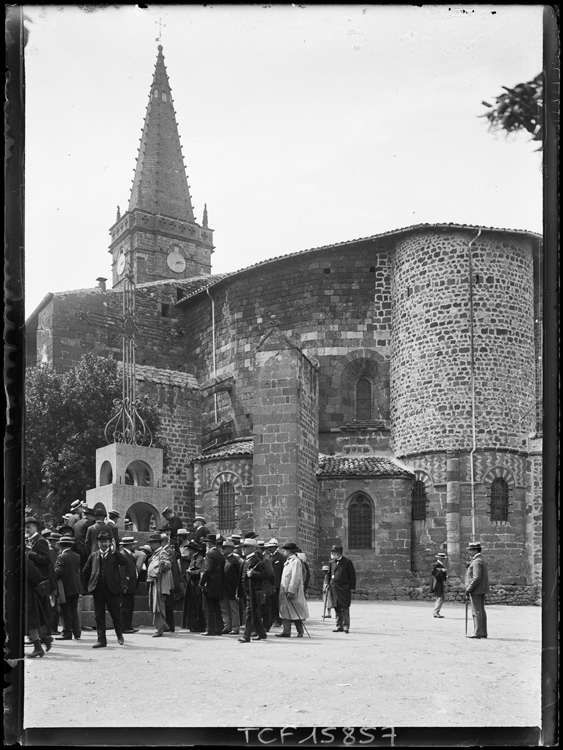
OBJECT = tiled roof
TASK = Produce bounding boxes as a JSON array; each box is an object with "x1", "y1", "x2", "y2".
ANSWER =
[
  {"x1": 193, "y1": 437, "x2": 254, "y2": 462},
  {"x1": 136, "y1": 273, "x2": 230, "y2": 291},
  {"x1": 341, "y1": 419, "x2": 388, "y2": 431},
  {"x1": 175, "y1": 222, "x2": 542, "y2": 306},
  {"x1": 317, "y1": 454, "x2": 414, "y2": 478}
]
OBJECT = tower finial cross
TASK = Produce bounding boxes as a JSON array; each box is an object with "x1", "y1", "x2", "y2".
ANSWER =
[{"x1": 155, "y1": 17, "x2": 166, "y2": 43}]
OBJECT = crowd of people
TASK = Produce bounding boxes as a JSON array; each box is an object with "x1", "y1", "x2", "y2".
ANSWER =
[{"x1": 25, "y1": 501, "x2": 490, "y2": 657}]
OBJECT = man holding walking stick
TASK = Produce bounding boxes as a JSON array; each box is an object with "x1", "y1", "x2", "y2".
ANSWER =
[
  {"x1": 238, "y1": 538, "x2": 268, "y2": 643},
  {"x1": 276, "y1": 542, "x2": 309, "y2": 638},
  {"x1": 324, "y1": 544, "x2": 356, "y2": 633}
]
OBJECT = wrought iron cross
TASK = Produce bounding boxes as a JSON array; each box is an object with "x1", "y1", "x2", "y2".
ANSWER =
[{"x1": 105, "y1": 254, "x2": 153, "y2": 446}]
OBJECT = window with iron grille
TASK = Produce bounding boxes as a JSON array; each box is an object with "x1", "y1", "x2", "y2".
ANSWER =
[
  {"x1": 490, "y1": 477, "x2": 509, "y2": 522},
  {"x1": 412, "y1": 480, "x2": 427, "y2": 520},
  {"x1": 355, "y1": 378, "x2": 372, "y2": 420},
  {"x1": 348, "y1": 494, "x2": 373, "y2": 549},
  {"x1": 218, "y1": 481, "x2": 236, "y2": 531}
]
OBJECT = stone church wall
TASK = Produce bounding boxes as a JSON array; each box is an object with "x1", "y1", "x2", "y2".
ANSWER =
[{"x1": 390, "y1": 230, "x2": 536, "y2": 456}]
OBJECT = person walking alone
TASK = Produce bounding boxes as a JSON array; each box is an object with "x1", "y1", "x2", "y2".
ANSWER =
[{"x1": 430, "y1": 552, "x2": 448, "y2": 618}]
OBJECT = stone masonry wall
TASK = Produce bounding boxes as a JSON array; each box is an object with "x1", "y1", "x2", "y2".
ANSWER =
[
  {"x1": 194, "y1": 456, "x2": 253, "y2": 535},
  {"x1": 135, "y1": 376, "x2": 201, "y2": 523},
  {"x1": 317, "y1": 476, "x2": 413, "y2": 591},
  {"x1": 177, "y1": 241, "x2": 393, "y2": 440},
  {"x1": 391, "y1": 230, "x2": 536, "y2": 456},
  {"x1": 252, "y1": 340, "x2": 319, "y2": 563}
]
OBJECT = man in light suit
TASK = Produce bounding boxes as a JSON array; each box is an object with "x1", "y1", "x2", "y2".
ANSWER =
[
  {"x1": 81, "y1": 532, "x2": 127, "y2": 648},
  {"x1": 465, "y1": 541, "x2": 490, "y2": 639}
]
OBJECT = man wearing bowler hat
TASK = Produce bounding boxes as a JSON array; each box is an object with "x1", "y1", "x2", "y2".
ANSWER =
[
  {"x1": 81, "y1": 531, "x2": 127, "y2": 648},
  {"x1": 55, "y1": 535, "x2": 84, "y2": 640},
  {"x1": 200, "y1": 533, "x2": 225, "y2": 636},
  {"x1": 465, "y1": 542, "x2": 490, "y2": 639},
  {"x1": 162, "y1": 507, "x2": 184, "y2": 549},
  {"x1": 264, "y1": 539, "x2": 285, "y2": 627},
  {"x1": 324, "y1": 544, "x2": 356, "y2": 633},
  {"x1": 430, "y1": 552, "x2": 448, "y2": 618}
]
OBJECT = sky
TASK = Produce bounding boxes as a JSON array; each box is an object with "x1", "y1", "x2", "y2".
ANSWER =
[{"x1": 22, "y1": 4, "x2": 544, "y2": 317}]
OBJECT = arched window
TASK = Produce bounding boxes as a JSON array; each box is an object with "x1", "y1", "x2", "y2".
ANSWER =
[
  {"x1": 162, "y1": 91, "x2": 167, "y2": 101},
  {"x1": 348, "y1": 494, "x2": 372, "y2": 549},
  {"x1": 218, "y1": 482, "x2": 236, "y2": 532},
  {"x1": 355, "y1": 378, "x2": 372, "y2": 420},
  {"x1": 490, "y1": 477, "x2": 509, "y2": 522},
  {"x1": 412, "y1": 480, "x2": 427, "y2": 521}
]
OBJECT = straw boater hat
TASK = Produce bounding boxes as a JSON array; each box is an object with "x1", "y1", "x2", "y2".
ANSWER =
[
  {"x1": 70, "y1": 500, "x2": 81, "y2": 510},
  {"x1": 194, "y1": 515, "x2": 206, "y2": 523},
  {"x1": 177, "y1": 528, "x2": 189, "y2": 537},
  {"x1": 265, "y1": 538, "x2": 279, "y2": 547},
  {"x1": 59, "y1": 535, "x2": 75, "y2": 546},
  {"x1": 121, "y1": 536, "x2": 136, "y2": 545},
  {"x1": 436, "y1": 552, "x2": 447, "y2": 559},
  {"x1": 242, "y1": 538, "x2": 258, "y2": 548}
]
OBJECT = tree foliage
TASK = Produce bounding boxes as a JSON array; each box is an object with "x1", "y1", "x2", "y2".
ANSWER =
[
  {"x1": 25, "y1": 354, "x2": 168, "y2": 522},
  {"x1": 480, "y1": 74, "x2": 543, "y2": 149}
]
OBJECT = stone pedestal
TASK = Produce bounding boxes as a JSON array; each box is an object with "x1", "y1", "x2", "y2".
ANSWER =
[{"x1": 86, "y1": 443, "x2": 173, "y2": 531}]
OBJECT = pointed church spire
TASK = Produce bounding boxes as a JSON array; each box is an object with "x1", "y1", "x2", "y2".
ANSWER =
[
  {"x1": 203, "y1": 203, "x2": 208, "y2": 228},
  {"x1": 128, "y1": 45, "x2": 195, "y2": 222}
]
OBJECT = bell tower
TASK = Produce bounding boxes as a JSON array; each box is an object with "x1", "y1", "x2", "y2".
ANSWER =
[{"x1": 109, "y1": 45, "x2": 214, "y2": 288}]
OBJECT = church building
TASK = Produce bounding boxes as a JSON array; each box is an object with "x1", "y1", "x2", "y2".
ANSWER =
[{"x1": 26, "y1": 46, "x2": 543, "y2": 602}]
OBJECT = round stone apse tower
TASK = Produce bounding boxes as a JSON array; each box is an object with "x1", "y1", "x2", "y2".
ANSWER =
[{"x1": 390, "y1": 227, "x2": 538, "y2": 591}]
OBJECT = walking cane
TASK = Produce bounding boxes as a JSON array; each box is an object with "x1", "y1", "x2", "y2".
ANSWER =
[
  {"x1": 248, "y1": 572, "x2": 255, "y2": 632},
  {"x1": 465, "y1": 595, "x2": 469, "y2": 636},
  {"x1": 286, "y1": 594, "x2": 311, "y2": 638},
  {"x1": 322, "y1": 587, "x2": 328, "y2": 620}
]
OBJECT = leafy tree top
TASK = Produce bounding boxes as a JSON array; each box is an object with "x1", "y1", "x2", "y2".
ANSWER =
[{"x1": 480, "y1": 74, "x2": 543, "y2": 149}]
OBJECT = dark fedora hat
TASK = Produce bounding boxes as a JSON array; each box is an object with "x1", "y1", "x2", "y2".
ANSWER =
[
  {"x1": 58, "y1": 525, "x2": 74, "y2": 536},
  {"x1": 148, "y1": 532, "x2": 163, "y2": 543},
  {"x1": 186, "y1": 540, "x2": 201, "y2": 552},
  {"x1": 242, "y1": 530, "x2": 257, "y2": 539},
  {"x1": 97, "y1": 531, "x2": 112, "y2": 541},
  {"x1": 282, "y1": 542, "x2": 299, "y2": 551},
  {"x1": 331, "y1": 544, "x2": 343, "y2": 552},
  {"x1": 468, "y1": 541, "x2": 482, "y2": 550},
  {"x1": 204, "y1": 533, "x2": 218, "y2": 544},
  {"x1": 94, "y1": 508, "x2": 106, "y2": 517},
  {"x1": 25, "y1": 517, "x2": 39, "y2": 526},
  {"x1": 49, "y1": 531, "x2": 62, "y2": 540}
]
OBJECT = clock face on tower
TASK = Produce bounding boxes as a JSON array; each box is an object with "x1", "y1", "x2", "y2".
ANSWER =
[
  {"x1": 116, "y1": 253, "x2": 126, "y2": 275},
  {"x1": 167, "y1": 249, "x2": 186, "y2": 273}
]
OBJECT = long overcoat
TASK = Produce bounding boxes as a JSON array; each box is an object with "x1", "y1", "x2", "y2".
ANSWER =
[
  {"x1": 55, "y1": 548, "x2": 84, "y2": 597},
  {"x1": 200, "y1": 546, "x2": 225, "y2": 599},
  {"x1": 26, "y1": 552, "x2": 48, "y2": 631},
  {"x1": 465, "y1": 553, "x2": 490, "y2": 595},
  {"x1": 325, "y1": 556, "x2": 356, "y2": 608},
  {"x1": 279, "y1": 554, "x2": 309, "y2": 621}
]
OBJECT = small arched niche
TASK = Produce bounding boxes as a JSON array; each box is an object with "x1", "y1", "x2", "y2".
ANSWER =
[
  {"x1": 93, "y1": 502, "x2": 107, "y2": 516},
  {"x1": 126, "y1": 502, "x2": 161, "y2": 532},
  {"x1": 99, "y1": 460, "x2": 113, "y2": 486},
  {"x1": 124, "y1": 460, "x2": 154, "y2": 487}
]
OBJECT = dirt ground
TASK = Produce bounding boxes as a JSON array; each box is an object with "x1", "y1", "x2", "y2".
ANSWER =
[{"x1": 22, "y1": 599, "x2": 541, "y2": 730}]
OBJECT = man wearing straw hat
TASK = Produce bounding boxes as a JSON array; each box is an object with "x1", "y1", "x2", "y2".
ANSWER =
[
  {"x1": 430, "y1": 552, "x2": 448, "y2": 618},
  {"x1": 238, "y1": 538, "x2": 268, "y2": 643},
  {"x1": 119, "y1": 536, "x2": 140, "y2": 634}
]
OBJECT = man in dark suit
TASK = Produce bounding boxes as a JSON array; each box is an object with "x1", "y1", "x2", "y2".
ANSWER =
[
  {"x1": 48, "y1": 531, "x2": 62, "y2": 633},
  {"x1": 106, "y1": 510, "x2": 121, "y2": 548},
  {"x1": 238, "y1": 538, "x2": 268, "y2": 643},
  {"x1": 162, "y1": 507, "x2": 184, "y2": 550},
  {"x1": 430, "y1": 552, "x2": 448, "y2": 618},
  {"x1": 324, "y1": 544, "x2": 356, "y2": 634},
  {"x1": 200, "y1": 533, "x2": 225, "y2": 636},
  {"x1": 160, "y1": 531, "x2": 182, "y2": 633},
  {"x1": 220, "y1": 538, "x2": 242, "y2": 634},
  {"x1": 192, "y1": 516, "x2": 209, "y2": 545},
  {"x1": 119, "y1": 536, "x2": 140, "y2": 634},
  {"x1": 81, "y1": 531, "x2": 127, "y2": 648},
  {"x1": 55, "y1": 535, "x2": 84, "y2": 640},
  {"x1": 73, "y1": 506, "x2": 95, "y2": 568},
  {"x1": 264, "y1": 538, "x2": 285, "y2": 627},
  {"x1": 85, "y1": 509, "x2": 116, "y2": 557},
  {"x1": 465, "y1": 541, "x2": 490, "y2": 639}
]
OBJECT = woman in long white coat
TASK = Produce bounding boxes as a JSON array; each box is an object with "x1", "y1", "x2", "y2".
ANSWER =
[{"x1": 276, "y1": 542, "x2": 309, "y2": 638}]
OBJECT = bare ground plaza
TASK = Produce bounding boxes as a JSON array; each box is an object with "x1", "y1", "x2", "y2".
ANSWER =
[{"x1": 23, "y1": 600, "x2": 541, "y2": 731}]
